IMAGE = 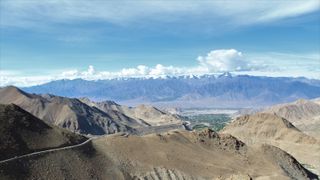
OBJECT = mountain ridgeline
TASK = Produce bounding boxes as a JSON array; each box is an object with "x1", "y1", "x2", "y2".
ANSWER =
[
  {"x1": 222, "y1": 112, "x2": 320, "y2": 176},
  {"x1": 0, "y1": 86, "x2": 184, "y2": 135},
  {"x1": 22, "y1": 74, "x2": 320, "y2": 108},
  {"x1": 263, "y1": 98, "x2": 320, "y2": 139}
]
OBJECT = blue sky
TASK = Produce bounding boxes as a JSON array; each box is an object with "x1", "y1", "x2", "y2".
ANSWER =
[{"x1": 0, "y1": 0, "x2": 320, "y2": 86}]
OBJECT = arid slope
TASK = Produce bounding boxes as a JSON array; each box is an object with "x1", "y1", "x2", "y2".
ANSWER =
[
  {"x1": 0, "y1": 86, "x2": 144, "y2": 135},
  {"x1": 264, "y1": 98, "x2": 320, "y2": 139},
  {"x1": 80, "y1": 98, "x2": 183, "y2": 126},
  {"x1": 223, "y1": 113, "x2": 320, "y2": 176},
  {"x1": 0, "y1": 104, "x2": 86, "y2": 160},
  {"x1": 0, "y1": 129, "x2": 317, "y2": 180}
]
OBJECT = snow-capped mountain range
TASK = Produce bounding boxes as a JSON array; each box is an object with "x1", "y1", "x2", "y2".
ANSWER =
[{"x1": 22, "y1": 73, "x2": 320, "y2": 108}]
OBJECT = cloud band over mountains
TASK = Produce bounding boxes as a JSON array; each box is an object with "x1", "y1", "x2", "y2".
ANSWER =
[{"x1": 1, "y1": 49, "x2": 319, "y2": 87}]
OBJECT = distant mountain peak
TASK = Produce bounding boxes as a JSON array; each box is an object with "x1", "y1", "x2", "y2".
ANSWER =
[
  {"x1": 1, "y1": 85, "x2": 31, "y2": 98},
  {"x1": 218, "y1": 72, "x2": 232, "y2": 78}
]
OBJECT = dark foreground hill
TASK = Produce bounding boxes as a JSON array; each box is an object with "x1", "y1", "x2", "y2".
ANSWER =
[
  {"x1": 0, "y1": 129, "x2": 317, "y2": 180},
  {"x1": 0, "y1": 104, "x2": 87, "y2": 160},
  {"x1": 22, "y1": 74, "x2": 320, "y2": 108}
]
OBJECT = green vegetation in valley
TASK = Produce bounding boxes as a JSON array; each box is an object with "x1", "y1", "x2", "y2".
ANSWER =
[{"x1": 184, "y1": 114, "x2": 231, "y2": 131}]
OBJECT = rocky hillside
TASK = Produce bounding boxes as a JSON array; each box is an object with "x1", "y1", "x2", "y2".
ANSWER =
[
  {"x1": 0, "y1": 86, "x2": 143, "y2": 135},
  {"x1": 0, "y1": 129, "x2": 317, "y2": 180},
  {"x1": 223, "y1": 113, "x2": 317, "y2": 144},
  {"x1": 222, "y1": 113, "x2": 320, "y2": 176},
  {"x1": 264, "y1": 98, "x2": 320, "y2": 139},
  {"x1": 0, "y1": 86, "x2": 184, "y2": 135},
  {"x1": 79, "y1": 97, "x2": 183, "y2": 126},
  {"x1": 0, "y1": 104, "x2": 86, "y2": 160}
]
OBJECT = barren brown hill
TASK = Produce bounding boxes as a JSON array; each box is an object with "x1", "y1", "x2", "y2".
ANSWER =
[
  {"x1": 264, "y1": 98, "x2": 320, "y2": 139},
  {"x1": 79, "y1": 98, "x2": 183, "y2": 126},
  {"x1": 0, "y1": 86, "x2": 145, "y2": 135},
  {"x1": 222, "y1": 113, "x2": 320, "y2": 176},
  {"x1": 313, "y1": 98, "x2": 320, "y2": 105},
  {"x1": 0, "y1": 129, "x2": 317, "y2": 180},
  {"x1": 0, "y1": 104, "x2": 86, "y2": 160}
]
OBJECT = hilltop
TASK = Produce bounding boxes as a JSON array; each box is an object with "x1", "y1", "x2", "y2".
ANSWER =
[
  {"x1": 79, "y1": 97, "x2": 183, "y2": 126},
  {"x1": 222, "y1": 112, "x2": 320, "y2": 176},
  {"x1": 263, "y1": 98, "x2": 320, "y2": 139},
  {"x1": 0, "y1": 86, "x2": 184, "y2": 135},
  {"x1": 0, "y1": 86, "x2": 139, "y2": 135}
]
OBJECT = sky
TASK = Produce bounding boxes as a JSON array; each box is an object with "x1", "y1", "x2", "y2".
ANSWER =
[{"x1": 0, "y1": 0, "x2": 320, "y2": 86}]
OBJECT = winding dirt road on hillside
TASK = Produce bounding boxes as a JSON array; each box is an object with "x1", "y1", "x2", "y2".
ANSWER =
[
  {"x1": 0, "y1": 138, "x2": 93, "y2": 164},
  {"x1": 0, "y1": 123, "x2": 185, "y2": 164}
]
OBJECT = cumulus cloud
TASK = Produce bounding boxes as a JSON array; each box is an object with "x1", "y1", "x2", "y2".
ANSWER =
[
  {"x1": 1, "y1": 49, "x2": 319, "y2": 87},
  {"x1": 197, "y1": 49, "x2": 250, "y2": 72}
]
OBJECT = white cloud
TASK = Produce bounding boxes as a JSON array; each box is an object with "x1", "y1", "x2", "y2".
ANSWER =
[
  {"x1": 1, "y1": 1, "x2": 319, "y2": 29},
  {"x1": 197, "y1": 49, "x2": 250, "y2": 72},
  {"x1": 1, "y1": 49, "x2": 319, "y2": 87},
  {"x1": 257, "y1": 1, "x2": 319, "y2": 22},
  {"x1": 0, "y1": 73, "x2": 53, "y2": 87},
  {"x1": 61, "y1": 70, "x2": 79, "y2": 77}
]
